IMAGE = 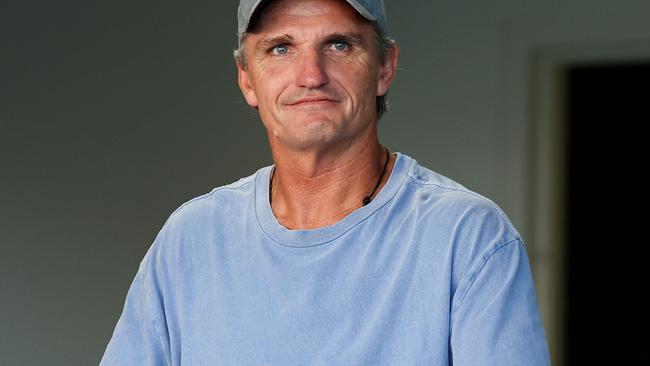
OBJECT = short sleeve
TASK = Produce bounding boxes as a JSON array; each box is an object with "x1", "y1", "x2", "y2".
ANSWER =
[
  {"x1": 449, "y1": 239, "x2": 550, "y2": 365},
  {"x1": 100, "y1": 252, "x2": 171, "y2": 366}
]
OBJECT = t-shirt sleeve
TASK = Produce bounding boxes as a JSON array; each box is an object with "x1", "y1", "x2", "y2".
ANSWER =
[
  {"x1": 449, "y1": 238, "x2": 551, "y2": 365},
  {"x1": 100, "y1": 253, "x2": 171, "y2": 366}
]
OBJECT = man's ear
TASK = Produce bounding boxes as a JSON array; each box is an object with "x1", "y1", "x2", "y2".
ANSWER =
[
  {"x1": 237, "y1": 61, "x2": 259, "y2": 108},
  {"x1": 377, "y1": 43, "x2": 400, "y2": 97}
]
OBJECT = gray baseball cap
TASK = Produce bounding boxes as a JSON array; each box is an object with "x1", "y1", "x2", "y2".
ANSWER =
[{"x1": 237, "y1": 0, "x2": 388, "y2": 45}]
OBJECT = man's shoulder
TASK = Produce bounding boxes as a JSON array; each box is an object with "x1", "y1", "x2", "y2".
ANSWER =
[
  {"x1": 405, "y1": 158, "x2": 470, "y2": 193},
  {"x1": 401, "y1": 155, "x2": 521, "y2": 242},
  {"x1": 162, "y1": 166, "x2": 266, "y2": 229},
  {"x1": 404, "y1": 158, "x2": 496, "y2": 212},
  {"x1": 137, "y1": 167, "x2": 268, "y2": 271}
]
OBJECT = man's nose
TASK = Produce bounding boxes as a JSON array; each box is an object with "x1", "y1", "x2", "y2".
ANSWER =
[{"x1": 295, "y1": 49, "x2": 329, "y2": 89}]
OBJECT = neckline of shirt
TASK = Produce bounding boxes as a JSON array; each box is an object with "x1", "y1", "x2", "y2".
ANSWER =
[{"x1": 254, "y1": 152, "x2": 412, "y2": 248}]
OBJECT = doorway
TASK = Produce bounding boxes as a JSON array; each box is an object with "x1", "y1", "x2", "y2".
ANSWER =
[{"x1": 565, "y1": 62, "x2": 650, "y2": 364}]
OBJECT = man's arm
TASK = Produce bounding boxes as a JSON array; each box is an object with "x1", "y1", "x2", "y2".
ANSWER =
[
  {"x1": 100, "y1": 259, "x2": 171, "y2": 366},
  {"x1": 450, "y1": 238, "x2": 551, "y2": 365}
]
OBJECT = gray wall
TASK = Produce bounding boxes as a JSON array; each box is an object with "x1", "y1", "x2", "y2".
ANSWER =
[{"x1": 2, "y1": 1, "x2": 650, "y2": 365}]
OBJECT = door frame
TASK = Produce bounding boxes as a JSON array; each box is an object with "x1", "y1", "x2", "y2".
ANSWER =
[{"x1": 528, "y1": 40, "x2": 650, "y2": 365}]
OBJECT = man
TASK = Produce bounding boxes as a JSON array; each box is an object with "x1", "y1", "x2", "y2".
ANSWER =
[{"x1": 101, "y1": 0, "x2": 551, "y2": 365}]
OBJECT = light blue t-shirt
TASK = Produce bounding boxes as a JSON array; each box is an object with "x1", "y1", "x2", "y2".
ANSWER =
[{"x1": 101, "y1": 153, "x2": 550, "y2": 365}]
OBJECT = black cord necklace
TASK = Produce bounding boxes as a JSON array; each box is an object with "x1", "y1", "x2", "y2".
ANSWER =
[
  {"x1": 362, "y1": 147, "x2": 390, "y2": 206},
  {"x1": 269, "y1": 147, "x2": 391, "y2": 206}
]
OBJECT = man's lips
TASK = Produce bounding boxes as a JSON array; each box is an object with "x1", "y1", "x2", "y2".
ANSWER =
[{"x1": 285, "y1": 96, "x2": 340, "y2": 106}]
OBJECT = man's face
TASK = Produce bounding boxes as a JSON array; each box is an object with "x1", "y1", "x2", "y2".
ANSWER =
[{"x1": 237, "y1": 0, "x2": 397, "y2": 153}]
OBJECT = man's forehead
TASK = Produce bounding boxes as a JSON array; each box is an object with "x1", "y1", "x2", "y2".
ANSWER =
[
  {"x1": 260, "y1": 0, "x2": 356, "y2": 17},
  {"x1": 250, "y1": 0, "x2": 369, "y2": 34},
  {"x1": 249, "y1": 0, "x2": 372, "y2": 37},
  {"x1": 238, "y1": 0, "x2": 388, "y2": 45}
]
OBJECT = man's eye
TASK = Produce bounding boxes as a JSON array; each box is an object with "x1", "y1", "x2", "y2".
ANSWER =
[
  {"x1": 330, "y1": 41, "x2": 349, "y2": 51},
  {"x1": 272, "y1": 45, "x2": 289, "y2": 55}
]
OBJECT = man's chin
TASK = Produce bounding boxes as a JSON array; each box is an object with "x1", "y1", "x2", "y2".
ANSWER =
[
  {"x1": 279, "y1": 130, "x2": 344, "y2": 152},
  {"x1": 284, "y1": 115, "x2": 341, "y2": 133}
]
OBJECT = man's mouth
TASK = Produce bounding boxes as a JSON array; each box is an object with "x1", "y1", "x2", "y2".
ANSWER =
[{"x1": 286, "y1": 96, "x2": 340, "y2": 106}]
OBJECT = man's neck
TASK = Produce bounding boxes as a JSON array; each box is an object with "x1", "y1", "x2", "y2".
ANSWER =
[{"x1": 269, "y1": 139, "x2": 395, "y2": 230}]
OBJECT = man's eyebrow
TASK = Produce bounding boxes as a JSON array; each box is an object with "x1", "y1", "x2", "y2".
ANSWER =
[
  {"x1": 325, "y1": 32, "x2": 365, "y2": 45},
  {"x1": 254, "y1": 32, "x2": 367, "y2": 52},
  {"x1": 254, "y1": 34, "x2": 294, "y2": 52}
]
